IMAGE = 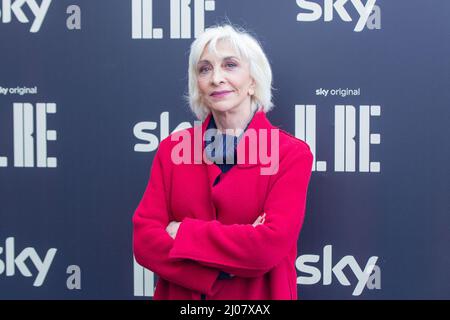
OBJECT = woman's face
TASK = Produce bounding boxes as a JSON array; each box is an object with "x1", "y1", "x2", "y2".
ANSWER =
[{"x1": 196, "y1": 40, "x2": 255, "y2": 114}]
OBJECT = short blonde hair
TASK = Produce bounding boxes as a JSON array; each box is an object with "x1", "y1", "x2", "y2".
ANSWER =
[{"x1": 185, "y1": 23, "x2": 274, "y2": 120}]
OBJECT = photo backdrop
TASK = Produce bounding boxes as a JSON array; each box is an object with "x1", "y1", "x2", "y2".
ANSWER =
[{"x1": 1, "y1": 0, "x2": 449, "y2": 299}]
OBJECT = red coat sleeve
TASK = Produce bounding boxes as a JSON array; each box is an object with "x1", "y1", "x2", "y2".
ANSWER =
[
  {"x1": 167, "y1": 145, "x2": 314, "y2": 277},
  {"x1": 132, "y1": 140, "x2": 222, "y2": 295}
]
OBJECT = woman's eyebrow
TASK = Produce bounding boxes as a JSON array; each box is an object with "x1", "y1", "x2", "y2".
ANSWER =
[{"x1": 198, "y1": 56, "x2": 240, "y2": 65}]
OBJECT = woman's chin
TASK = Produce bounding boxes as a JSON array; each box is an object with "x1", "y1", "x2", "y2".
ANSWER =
[{"x1": 208, "y1": 103, "x2": 236, "y2": 113}]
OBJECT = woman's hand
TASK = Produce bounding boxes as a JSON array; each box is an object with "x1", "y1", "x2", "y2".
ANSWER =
[
  {"x1": 252, "y1": 213, "x2": 266, "y2": 227},
  {"x1": 166, "y1": 221, "x2": 181, "y2": 239}
]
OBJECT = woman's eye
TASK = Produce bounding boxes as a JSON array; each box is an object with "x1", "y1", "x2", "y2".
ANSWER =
[
  {"x1": 199, "y1": 66, "x2": 210, "y2": 74},
  {"x1": 226, "y1": 63, "x2": 237, "y2": 68}
]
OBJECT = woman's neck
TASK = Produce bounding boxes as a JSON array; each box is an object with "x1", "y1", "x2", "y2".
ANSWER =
[{"x1": 211, "y1": 101, "x2": 257, "y2": 136}]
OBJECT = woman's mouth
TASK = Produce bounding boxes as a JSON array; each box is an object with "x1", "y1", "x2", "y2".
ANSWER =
[{"x1": 211, "y1": 90, "x2": 232, "y2": 98}]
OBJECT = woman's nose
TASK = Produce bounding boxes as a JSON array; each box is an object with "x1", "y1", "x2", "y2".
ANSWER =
[{"x1": 211, "y1": 68, "x2": 225, "y2": 85}]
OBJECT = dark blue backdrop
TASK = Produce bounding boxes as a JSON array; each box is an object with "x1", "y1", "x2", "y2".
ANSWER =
[{"x1": 0, "y1": 0, "x2": 449, "y2": 299}]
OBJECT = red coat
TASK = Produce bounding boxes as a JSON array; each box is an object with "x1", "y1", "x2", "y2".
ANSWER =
[{"x1": 133, "y1": 110, "x2": 313, "y2": 300}]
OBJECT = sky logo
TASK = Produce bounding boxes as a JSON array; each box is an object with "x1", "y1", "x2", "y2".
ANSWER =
[
  {"x1": 296, "y1": 245, "x2": 381, "y2": 296},
  {"x1": 0, "y1": 237, "x2": 57, "y2": 287},
  {"x1": 296, "y1": 0, "x2": 380, "y2": 32},
  {"x1": 0, "y1": 0, "x2": 52, "y2": 32}
]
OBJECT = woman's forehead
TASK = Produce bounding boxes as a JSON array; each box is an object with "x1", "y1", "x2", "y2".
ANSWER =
[{"x1": 200, "y1": 40, "x2": 242, "y2": 61}]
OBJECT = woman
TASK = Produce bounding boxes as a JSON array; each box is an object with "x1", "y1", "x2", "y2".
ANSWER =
[{"x1": 132, "y1": 24, "x2": 313, "y2": 300}]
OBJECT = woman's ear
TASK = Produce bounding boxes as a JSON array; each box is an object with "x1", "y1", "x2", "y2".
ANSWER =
[{"x1": 248, "y1": 79, "x2": 256, "y2": 96}]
